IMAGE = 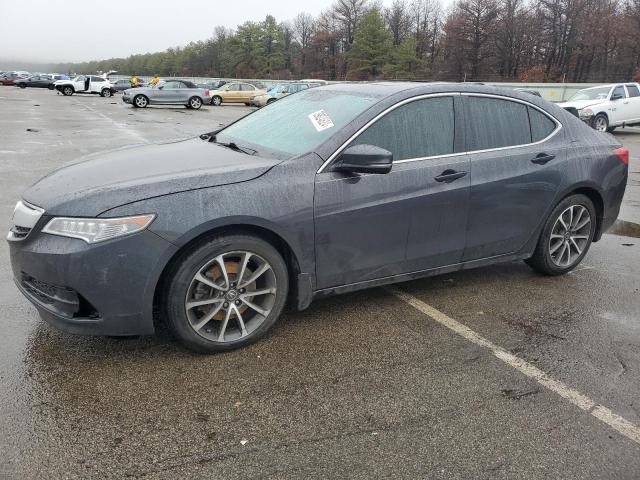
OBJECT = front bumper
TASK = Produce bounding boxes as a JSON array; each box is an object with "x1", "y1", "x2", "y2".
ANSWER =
[
  {"x1": 122, "y1": 95, "x2": 132, "y2": 104},
  {"x1": 9, "y1": 227, "x2": 176, "y2": 336}
]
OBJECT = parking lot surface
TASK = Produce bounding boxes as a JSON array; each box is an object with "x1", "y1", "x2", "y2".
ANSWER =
[{"x1": 1, "y1": 88, "x2": 639, "y2": 479}]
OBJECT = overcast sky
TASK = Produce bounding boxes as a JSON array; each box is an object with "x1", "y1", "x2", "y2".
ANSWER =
[{"x1": 0, "y1": 0, "x2": 369, "y2": 63}]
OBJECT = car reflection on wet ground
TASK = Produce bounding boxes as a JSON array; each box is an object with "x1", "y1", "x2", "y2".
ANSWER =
[{"x1": 1, "y1": 88, "x2": 639, "y2": 479}]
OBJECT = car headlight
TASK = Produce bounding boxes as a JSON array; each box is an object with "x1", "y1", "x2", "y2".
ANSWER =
[
  {"x1": 579, "y1": 108, "x2": 594, "y2": 118},
  {"x1": 42, "y1": 214, "x2": 155, "y2": 243}
]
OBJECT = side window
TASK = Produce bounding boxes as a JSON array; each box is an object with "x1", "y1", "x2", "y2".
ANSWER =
[
  {"x1": 528, "y1": 107, "x2": 557, "y2": 142},
  {"x1": 349, "y1": 97, "x2": 455, "y2": 161},
  {"x1": 91, "y1": 76, "x2": 104, "y2": 82},
  {"x1": 626, "y1": 85, "x2": 640, "y2": 98},
  {"x1": 465, "y1": 97, "x2": 531, "y2": 150},
  {"x1": 228, "y1": 83, "x2": 240, "y2": 91},
  {"x1": 164, "y1": 81, "x2": 181, "y2": 89},
  {"x1": 612, "y1": 85, "x2": 626, "y2": 99},
  {"x1": 241, "y1": 84, "x2": 254, "y2": 91}
]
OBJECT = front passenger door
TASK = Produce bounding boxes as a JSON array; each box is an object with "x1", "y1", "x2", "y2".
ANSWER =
[{"x1": 314, "y1": 95, "x2": 470, "y2": 289}]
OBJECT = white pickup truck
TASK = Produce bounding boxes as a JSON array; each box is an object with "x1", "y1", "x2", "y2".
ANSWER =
[
  {"x1": 54, "y1": 74, "x2": 116, "y2": 97},
  {"x1": 559, "y1": 83, "x2": 640, "y2": 132}
]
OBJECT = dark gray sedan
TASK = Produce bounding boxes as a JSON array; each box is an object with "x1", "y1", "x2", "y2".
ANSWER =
[
  {"x1": 7, "y1": 83, "x2": 628, "y2": 352},
  {"x1": 122, "y1": 79, "x2": 211, "y2": 109}
]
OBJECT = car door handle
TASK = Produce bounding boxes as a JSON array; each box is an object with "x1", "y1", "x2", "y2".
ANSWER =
[
  {"x1": 434, "y1": 169, "x2": 468, "y2": 183},
  {"x1": 531, "y1": 153, "x2": 555, "y2": 165}
]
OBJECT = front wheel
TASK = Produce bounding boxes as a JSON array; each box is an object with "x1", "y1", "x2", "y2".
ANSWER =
[
  {"x1": 163, "y1": 234, "x2": 289, "y2": 353},
  {"x1": 211, "y1": 95, "x2": 222, "y2": 106},
  {"x1": 62, "y1": 86, "x2": 74, "y2": 96},
  {"x1": 525, "y1": 194, "x2": 596, "y2": 275},
  {"x1": 133, "y1": 94, "x2": 148, "y2": 108},
  {"x1": 592, "y1": 113, "x2": 610, "y2": 132},
  {"x1": 188, "y1": 96, "x2": 202, "y2": 110}
]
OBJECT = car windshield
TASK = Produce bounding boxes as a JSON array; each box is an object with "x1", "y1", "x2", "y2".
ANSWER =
[
  {"x1": 569, "y1": 86, "x2": 611, "y2": 101},
  {"x1": 267, "y1": 84, "x2": 286, "y2": 93},
  {"x1": 215, "y1": 88, "x2": 380, "y2": 158}
]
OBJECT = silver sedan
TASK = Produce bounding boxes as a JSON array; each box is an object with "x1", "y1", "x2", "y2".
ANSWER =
[{"x1": 122, "y1": 80, "x2": 211, "y2": 109}]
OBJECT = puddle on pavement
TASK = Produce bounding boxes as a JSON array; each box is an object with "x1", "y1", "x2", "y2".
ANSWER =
[{"x1": 607, "y1": 219, "x2": 640, "y2": 238}]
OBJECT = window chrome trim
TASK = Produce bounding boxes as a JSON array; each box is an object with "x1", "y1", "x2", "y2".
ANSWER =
[{"x1": 317, "y1": 91, "x2": 562, "y2": 174}]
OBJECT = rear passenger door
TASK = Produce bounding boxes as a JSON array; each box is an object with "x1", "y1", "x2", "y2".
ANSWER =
[
  {"x1": 314, "y1": 95, "x2": 470, "y2": 289},
  {"x1": 461, "y1": 94, "x2": 564, "y2": 261}
]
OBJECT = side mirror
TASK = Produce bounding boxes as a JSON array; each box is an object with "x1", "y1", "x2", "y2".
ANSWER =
[
  {"x1": 611, "y1": 94, "x2": 623, "y2": 101},
  {"x1": 333, "y1": 144, "x2": 393, "y2": 174}
]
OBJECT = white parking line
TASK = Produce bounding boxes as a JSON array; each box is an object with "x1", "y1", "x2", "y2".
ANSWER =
[{"x1": 389, "y1": 288, "x2": 640, "y2": 445}]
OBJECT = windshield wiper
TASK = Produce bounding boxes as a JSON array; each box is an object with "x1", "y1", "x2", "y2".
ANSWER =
[{"x1": 210, "y1": 136, "x2": 257, "y2": 155}]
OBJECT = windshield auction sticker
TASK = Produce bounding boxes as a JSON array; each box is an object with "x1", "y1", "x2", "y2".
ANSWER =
[{"x1": 308, "y1": 110, "x2": 335, "y2": 132}]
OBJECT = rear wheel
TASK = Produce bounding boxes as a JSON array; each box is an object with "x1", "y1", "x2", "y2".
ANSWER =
[
  {"x1": 18, "y1": 83, "x2": 26, "y2": 89},
  {"x1": 525, "y1": 194, "x2": 596, "y2": 275},
  {"x1": 100, "y1": 88, "x2": 112, "y2": 97},
  {"x1": 62, "y1": 86, "x2": 73, "y2": 96},
  {"x1": 164, "y1": 234, "x2": 289, "y2": 353},
  {"x1": 133, "y1": 94, "x2": 148, "y2": 108},
  {"x1": 188, "y1": 96, "x2": 202, "y2": 110}
]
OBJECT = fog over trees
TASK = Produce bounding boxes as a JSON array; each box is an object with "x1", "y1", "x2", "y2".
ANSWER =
[{"x1": 52, "y1": 0, "x2": 640, "y2": 82}]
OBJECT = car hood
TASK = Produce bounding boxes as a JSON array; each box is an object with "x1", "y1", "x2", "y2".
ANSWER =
[
  {"x1": 557, "y1": 99, "x2": 603, "y2": 110},
  {"x1": 22, "y1": 138, "x2": 281, "y2": 216}
]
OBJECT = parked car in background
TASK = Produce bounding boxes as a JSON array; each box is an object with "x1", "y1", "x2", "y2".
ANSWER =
[
  {"x1": 209, "y1": 81, "x2": 265, "y2": 106},
  {"x1": 47, "y1": 73, "x2": 70, "y2": 81},
  {"x1": 0, "y1": 72, "x2": 29, "y2": 86},
  {"x1": 15, "y1": 75, "x2": 57, "y2": 89},
  {"x1": 7, "y1": 83, "x2": 628, "y2": 353},
  {"x1": 54, "y1": 75, "x2": 116, "y2": 97},
  {"x1": 122, "y1": 80, "x2": 210, "y2": 109},
  {"x1": 251, "y1": 82, "x2": 320, "y2": 107},
  {"x1": 112, "y1": 79, "x2": 136, "y2": 92},
  {"x1": 559, "y1": 83, "x2": 640, "y2": 132}
]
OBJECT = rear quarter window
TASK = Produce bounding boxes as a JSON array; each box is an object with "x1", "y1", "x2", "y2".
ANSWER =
[
  {"x1": 465, "y1": 97, "x2": 531, "y2": 151},
  {"x1": 528, "y1": 107, "x2": 557, "y2": 142}
]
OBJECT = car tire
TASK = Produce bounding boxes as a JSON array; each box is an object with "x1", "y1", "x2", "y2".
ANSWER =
[
  {"x1": 212, "y1": 95, "x2": 222, "y2": 106},
  {"x1": 266, "y1": 98, "x2": 276, "y2": 105},
  {"x1": 525, "y1": 194, "x2": 597, "y2": 276},
  {"x1": 18, "y1": 83, "x2": 26, "y2": 89},
  {"x1": 188, "y1": 96, "x2": 202, "y2": 110},
  {"x1": 163, "y1": 234, "x2": 289, "y2": 353},
  {"x1": 47, "y1": 84, "x2": 55, "y2": 90},
  {"x1": 592, "y1": 113, "x2": 609, "y2": 133},
  {"x1": 62, "y1": 86, "x2": 74, "y2": 96},
  {"x1": 100, "y1": 88, "x2": 112, "y2": 98},
  {"x1": 133, "y1": 94, "x2": 148, "y2": 108}
]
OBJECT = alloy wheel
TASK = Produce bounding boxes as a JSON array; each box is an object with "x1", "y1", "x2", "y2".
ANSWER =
[
  {"x1": 190, "y1": 97, "x2": 202, "y2": 109},
  {"x1": 184, "y1": 251, "x2": 277, "y2": 343},
  {"x1": 134, "y1": 96, "x2": 148, "y2": 107},
  {"x1": 594, "y1": 116, "x2": 607, "y2": 132},
  {"x1": 548, "y1": 205, "x2": 591, "y2": 267}
]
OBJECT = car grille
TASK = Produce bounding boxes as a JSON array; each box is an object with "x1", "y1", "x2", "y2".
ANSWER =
[{"x1": 7, "y1": 200, "x2": 44, "y2": 241}]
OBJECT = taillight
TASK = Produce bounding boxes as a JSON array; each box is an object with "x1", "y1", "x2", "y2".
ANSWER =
[
  {"x1": 613, "y1": 147, "x2": 629, "y2": 165},
  {"x1": 204, "y1": 89, "x2": 209, "y2": 96}
]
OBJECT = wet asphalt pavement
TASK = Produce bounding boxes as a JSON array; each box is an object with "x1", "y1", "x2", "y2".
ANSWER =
[{"x1": 1, "y1": 88, "x2": 639, "y2": 479}]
